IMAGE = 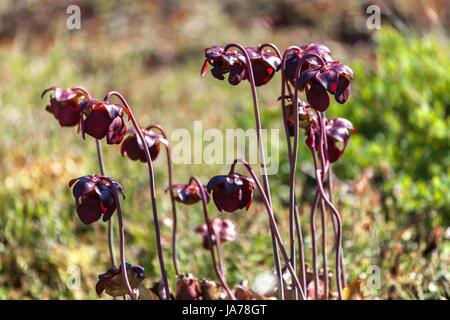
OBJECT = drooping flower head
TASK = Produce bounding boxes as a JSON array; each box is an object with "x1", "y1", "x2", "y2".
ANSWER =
[
  {"x1": 206, "y1": 173, "x2": 255, "y2": 212},
  {"x1": 201, "y1": 46, "x2": 237, "y2": 82},
  {"x1": 121, "y1": 128, "x2": 168, "y2": 162},
  {"x1": 306, "y1": 117, "x2": 355, "y2": 163},
  {"x1": 170, "y1": 183, "x2": 210, "y2": 205},
  {"x1": 283, "y1": 44, "x2": 353, "y2": 111},
  {"x1": 194, "y1": 217, "x2": 237, "y2": 249},
  {"x1": 201, "y1": 46, "x2": 281, "y2": 87},
  {"x1": 298, "y1": 61, "x2": 353, "y2": 112},
  {"x1": 284, "y1": 44, "x2": 333, "y2": 86},
  {"x1": 42, "y1": 86, "x2": 88, "y2": 127},
  {"x1": 69, "y1": 175, "x2": 125, "y2": 224},
  {"x1": 95, "y1": 263, "x2": 145, "y2": 298},
  {"x1": 79, "y1": 100, "x2": 131, "y2": 144}
]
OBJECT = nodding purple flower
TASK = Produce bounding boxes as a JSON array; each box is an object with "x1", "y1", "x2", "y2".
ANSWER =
[
  {"x1": 233, "y1": 47, "x2": 281, "y2": 86},
  {"x1": 206, "y1": 173, "x2": 255, "y2": 213},
  {"x1": 121, "y1": 128, "x2": 168, "y2": 162},
  {"x1": 170, "y1": 183, "x2": 210, "y2": 205},
  {"x1": 42, "y1": 86, "x2": 87, "y2": 127},
  {"x1": 282, "y1": 95, "x2": 318, "y2": 136},
  {"x1": 298, "y1": 61, "x2": 353, "y2": 111},
  {"x1": 95, "y1": 263, "x2": 145, "y2": 298},
  {"x1": 306, "y1": 117, "x2": 355, "y2": 163},
  {"x1": 201, "y1": 46, "x2": 281, "y2": 87},
  {"x1": 79, "y1": 100, "x2": 131, "y2": 144},
  {"x1": 284, "y1": 44, "x2": 333, "y2": 86},
  {"x1": 68, "y1": 175, "x2": 125, "y2": 225},
  {"x1": 201, "y1": 46, "x2": 237, "y2": 81},
  {"x1": 194, "y1": 217, "x2": 237, "y2": 250},
  {"x1": 176, "y1": 274, "x2": 202, "y2": 300}
]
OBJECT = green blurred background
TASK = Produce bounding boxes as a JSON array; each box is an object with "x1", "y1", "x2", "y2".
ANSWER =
[{"x1": 0, "y1": 0, "x2": 448, "y2": 299}]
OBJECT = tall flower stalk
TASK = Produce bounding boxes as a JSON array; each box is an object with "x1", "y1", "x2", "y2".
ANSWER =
[
  {"x1": 189, "y1": 176, "x2": 236, "y2": 300},
  {"x1": 311, "y1": 110, "x2": 344, "y2": 299},
  {"x1": 280, "y1": 46, "x2": 316, "y2": 297},
  {"x1": 259, "y1": 42, "x2": 307, "y2": 299},
  {"x1": 103, "y1": 91, "x2": 171, "y2": 299},
  {"x1": 229, "y1": 159, "x2": 306, "y2": 300},
  {"x1": 102, "y1": 177, "x2": 136, "y2": 300},
  {"x1": 146, "y1": 124, "x2": 180, "y2": 277},
  {"x1": 219, "y1": 42, "x2": 284, "y2": 299}
]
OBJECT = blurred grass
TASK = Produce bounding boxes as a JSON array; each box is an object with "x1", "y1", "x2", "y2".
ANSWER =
[{"x1": 0, "y1": 0, "x2": 448, "y2": 299}]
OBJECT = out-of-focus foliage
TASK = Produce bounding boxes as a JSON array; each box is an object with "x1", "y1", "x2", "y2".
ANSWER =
[
  {"x1": 328, "y1": 28, "x2": 449, "y2": 226},
  {"x1": 0, "y1": 0, "x2": 448, "y2": 300}
]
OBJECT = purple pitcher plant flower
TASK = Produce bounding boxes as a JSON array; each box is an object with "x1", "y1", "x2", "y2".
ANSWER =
[
  {"x1": 170, "y1": 183, "x2": 210, "y2": 205},
  {"x1": 297, "y1": 61, "x2": 353, "y2": 111},
  {"x1": 121, "y1": 128, "x2": 168, "y2": 162},
  {"x1": 69, "y1": 175, "x2": 125, "y2": 225},
  {"x1": 201, "y1": 46, "x2": 281, "y2": 86},
  {"x1": 79, "y1": 99, "x2": 131, "y2": 144},
  {"x1": 206, "y1": 173, "x2": 255, "y2": 213},
  {"x1": 42, "y1": 86, "x2": 88, "y2": 127},
  {"x1": 306, "y1": 117, "x2": 355, "y2": 163}
]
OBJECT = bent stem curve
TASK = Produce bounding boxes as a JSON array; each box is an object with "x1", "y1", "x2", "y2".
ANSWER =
[
  {"x1": 189, "y1": 176, "x2": 236, "y2": 300},
  {"x1": 104, "y1": 91, "x2": 171, "y2": 299}
]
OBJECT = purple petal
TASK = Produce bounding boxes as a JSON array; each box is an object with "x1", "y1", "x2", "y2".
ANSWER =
[
  {"x1": 316, "y1": 69, "x2": 339, "y2": 94},
  {"x1": 106, "y1": 116, "x2": 126, "y2": 145},
  {"x1": 54, "y1": 87, "x2": 77, "y2": 102},
  {"x1": 306, "y1": 81, "x2": 330, "y2": 112},
  {"x1": 206, "y1": 175, "x2": 227, "y2": 193},
  {"x1": 211, "y1": 60, "x2": 225, "y2": 80},
  {"x1": 56, "y1": 101, "x2": 80, "y2": 127},
  {"x1": 252, "y1": 62, "x2": 274, "y2": 87},
  {"x1": 72, "y1": 179, "x2": 96, "y2": 199},
  {"x1": 205, "y1": 46, "x2": 224, "y2": 59},
  {"x1": 335, "y1": 76, "x2": 351, "y2": 104},
  {"x1": 297, "y1": 69, "x2": 319, "y2": 88},
  {"x1": 228, "y1": 63, "x2": 246, "y2": 86},
  {"x1": 261, "y1": 53, "x2": 281, "y2": 71},
  {"x1": 84, "y1": 109, "x2": 111, "y2": 140},
  {"x1": 212, "y1": 188, "x2": 240, "y2": 213},
  {"x1": 330, "y1": 64, "x2": 353, "y2": 79},
  {"x1": 121, "y1": 136, "x2": 145, "y2": 162},
  {"x1": 77, "y1": 197, "x2": 103, "y2": 224}
]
